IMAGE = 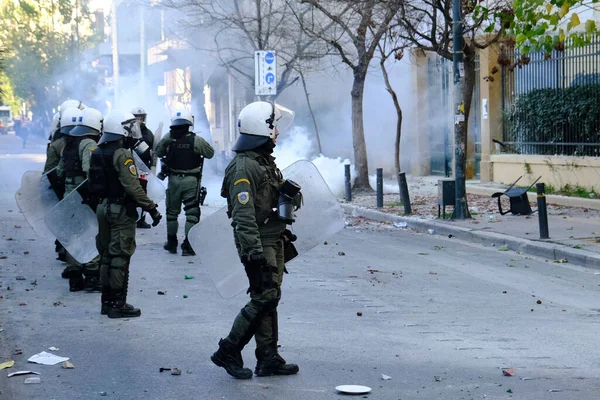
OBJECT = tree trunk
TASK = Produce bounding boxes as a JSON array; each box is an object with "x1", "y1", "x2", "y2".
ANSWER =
[
  {"x1": 379, "y1": 57, "x2": 403, "y2": 193},
  {"x1": 452, "y1": 46, "x2": 476, "y2": 220},
  {"x1": 351, "y1": 69, "x2": 369, "y2": 188}
]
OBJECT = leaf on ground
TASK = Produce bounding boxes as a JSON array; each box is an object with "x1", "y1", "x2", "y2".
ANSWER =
[{"x1": 498, "y1": 246, "x2": 510, "y2": 251}]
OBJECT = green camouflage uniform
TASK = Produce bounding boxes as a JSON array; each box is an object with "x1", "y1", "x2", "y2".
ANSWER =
[
  {"x1": 155, "y1": 132, "x2": 215, "y2": 237},
  {"x1": 57, "y1": 137, "x2": 100, "y2": 278},
  {"x1": 220, "y1": 149, "x2": 287, "y2": 351},
  {"x1": 92, "y1": 142, "x2": 157, "y2": 297}
]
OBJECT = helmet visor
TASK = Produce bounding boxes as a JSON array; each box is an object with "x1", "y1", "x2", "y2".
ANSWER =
[
  {"x1": 70, "y1": 125, "x2": 100, "y2": 137},
  {"x1": 274, "y1": 103, "x2": 295, "y2": 132}
]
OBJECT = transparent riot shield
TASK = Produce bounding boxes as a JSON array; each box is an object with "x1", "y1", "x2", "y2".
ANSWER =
[
  {"x1": 15, "y1": 170, "x2": 60, "y2": 238},
  {"x1": 188, "y1": 160, "x2": 346, "y2": 298},
  {"x1": 44, "y1": 181, "x2": 99, "y2": 264},
  {"x1": 133, "y1": 152, "x2": 165, "y2": 203}
]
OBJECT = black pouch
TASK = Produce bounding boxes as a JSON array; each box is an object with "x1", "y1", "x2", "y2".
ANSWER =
[{"x1": 283, "y1": 241, "x2": 298, "y2": 263}]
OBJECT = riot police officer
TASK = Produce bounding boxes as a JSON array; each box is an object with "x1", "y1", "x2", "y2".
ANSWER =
[
  {"x1": 57, "y1": 107, "x2": 103, "y2": 291},
  {"x1": 131, "y1": 107, "x2": 155, "y2": 229},
  {"x1": 88, "y1": 110, "x2": 162, "y2": 318},
  {"x1": 211, "y1": 101, "x2": 299, "y2": 379},
  {"x1": 155, "y1": 108, "x2": 214, "y2": 256}
]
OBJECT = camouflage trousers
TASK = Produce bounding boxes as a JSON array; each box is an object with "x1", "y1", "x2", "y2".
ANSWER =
[
  {"x1": 166, "y1": 175, "x2": 200, "y2": 237},
  {"x1": 225, "y1": 240, "x2": 285, "y2": 351},
  {"x1": 96, "y1": 200, "x2": 137, "y2": 292}
]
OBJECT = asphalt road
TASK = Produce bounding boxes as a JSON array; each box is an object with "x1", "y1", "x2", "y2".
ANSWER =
[{"x1": 1, "y1": 134, "x2": 600, "y2": 399}]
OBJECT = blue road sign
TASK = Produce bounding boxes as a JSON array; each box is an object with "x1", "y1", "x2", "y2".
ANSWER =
[
  {"x1": 265, "y1": 73, "x2": 275, "y2": 85},
  {"x1": 265, "y1": 52, "x2": 275, "y2": 64}
]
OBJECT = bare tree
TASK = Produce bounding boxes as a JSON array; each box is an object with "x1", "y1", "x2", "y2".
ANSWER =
[
  {"x1": 396, "y1": 0, "x2": 510, "y2": 218},
  {"x1": 376, "y1": 32, "x2": 406, "y2": 196},
  {"x1": 291, "y1": 0, "x2": 402, "y2": 189},
  {"x1": 161, "y1": 0, "x2": 330, "y2": 98}
]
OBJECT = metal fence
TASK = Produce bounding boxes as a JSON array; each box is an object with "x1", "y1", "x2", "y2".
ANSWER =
[{"x1": 501, "y1": 37, "x2": 600, "y2": 156}]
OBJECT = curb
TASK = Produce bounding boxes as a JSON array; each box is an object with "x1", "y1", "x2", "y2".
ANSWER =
[
  {"x1": 466, "y1": 185, "x2": 600, "y2": 211},
  {"x1": 342, "y1": 204, "x2": 600, "y2": 270}
]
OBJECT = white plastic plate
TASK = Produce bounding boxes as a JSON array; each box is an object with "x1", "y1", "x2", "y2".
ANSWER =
[{"x1": 335, "y1": 385, "x2": 372, "y2": 394}]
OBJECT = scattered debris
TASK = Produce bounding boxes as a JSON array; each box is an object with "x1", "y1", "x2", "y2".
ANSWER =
[
  {"x1": 548, "y1": 389, "x2": 562, "y2": 392},
  {"x1": 367, "y1": 269, "x2": 380, "y2": 273},
  {"x1": 61, "y1": 361, "x2": 74, "y2": 369},
  {"x1": 506, "y1": 389, "x2": 513, "y2": 393},
  {"x1": 183, "y1": 295, "x2": 188, "y2": 299},
  {"x1": 338, "y1": 252, "x2": 346, "y2": 256},
  {"x1": 14, "y1": 225, "x2": 21, "y2": 228},
  {"x1": 434, "y1": 376, "x2": 442, "y2": 382},
  {"x1": 19, "y1": 302, "x2": 27, "y2": 306},
  {"x1": 7, "y1": 371, "x2": 40, "y2": 377},
  {"x1": 99, "y1": 391, "x2": 107, "y2": 396},
  {"x1": 6, "y1": 237, "x2": 13, "y2": 241},
  {"x1": 433, "y1": 246, "x2": 442, "y2": 251},
  {"x1": 553, "y1": 258, "x2": 568, "y2": 263},
  {"x1": 502, "y1": 368, "x2": 515, "y2": 376},
  {"x1": 0, "y1": 256, "x2": 7, "y2": 259},
  {"x1": 418, "y1": 253, "x2": 429, "y2": 256},
  {"x1": 53, "y1": 301, "x2": 62, "y2": 307},
  {"x1": 520, "y1": 377, "x2": 534, "y2": 381},
  {"x1": 184, "y1": 275, "x2": 194, "y2": 280},
  {"x1": 503, "y1": 291, "x2": 508, "y2": 294},
  {"x1": 393, "y1": 222, "x2": 407, "y2": 228},
  {"x1": 356, "y1": 312, "x2": 363, "y2": 317},
  {"x1": 48, "y1": 347, "x2": 59, "y2": 351},
  {"x1": 157, "y1": 291, "x2": 166, "y2": 295},
  {"x1": 381, "y1": 374, "x2": 391, "y2": 380},
  {"x1": 30, "y1": 280, "x2": 37, "y2": 286},
  {"x1": 24, "y1": 377, "x2": 41, "y2": 384},
  {"x1": 324, "y1": 241, "x2": 329, "y2": 245},
  {"x1": 537, "y1": 300, "x2": 542, "y2": 304},
  {"x1": 171, "y1": 368, "x2": 182, "y2": 376},
  {"x1": 427, "y1": 229, "x2": 435, "y2": 234},
  {"x1": 27, "y1": 351, "x2": 69, "y2": 365},
  {"x1": 15, "y1": 276, "x2": 26, "y2": 281},
  {"x1": 0, "y1": 360, "x2": 15, "y2": 370},
  {"x1": 429, "y1": 271, "x2": 438, "y2": 275},
  {"x1": 23, "y1": 251, "x2": 29, "y2": 255},
  {"x1": 498, "y1": 246, "x2": 509, "y2": 251},
  {"x1": 14, "y1": 348, "x2": 23, "y2": 355}
]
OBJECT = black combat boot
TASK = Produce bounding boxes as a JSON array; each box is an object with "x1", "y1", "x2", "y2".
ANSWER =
[
  {"x1": 255, "y1": 346, "x2": 299, "y2": 376},
  {"x1": 69, "y1": 273, "x2": 85, "y2": 292},
  {"x1": 100, "y1": 286, "x2": 111, "y2": 315},
  {"x1": 163, "y1": 235, "x2": 178, "y2": 254},
  {"x1": 62, "y1": 267, "x2": 79, "y2": 279},
  {"x1": 181, "y1": 237, "x2": 196, "y2": 256},
  {"x1": 84, "y1": 275, "x2": 102, "y2": 292},
  {"x1": 211, "y1": 339, "x2": 253, "y2": 379},
  {"x1": 107, "y1": 292, "x2": 141, "y2": 318},
  {"x1": 136, "y1": 214, "x2": 151, "y2": 229}
]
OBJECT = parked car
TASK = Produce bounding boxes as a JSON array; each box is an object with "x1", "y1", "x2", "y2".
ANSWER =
[{"x1": 0, "y1": 106, "x2": 13, "y2": 135}]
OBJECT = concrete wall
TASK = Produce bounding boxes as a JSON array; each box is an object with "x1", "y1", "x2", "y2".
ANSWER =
[{"x1": 491, "y1": 154, "x2": 600, "y2": 192}]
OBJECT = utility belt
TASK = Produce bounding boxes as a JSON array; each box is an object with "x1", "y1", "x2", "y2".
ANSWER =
[
  {"x1": 170, "y1": 171, "x2": 201, "y2": 178},
  {"x1": 103, "y1": 196, "x2": 138, "y2": 218},
  {"x1": 65, "y1": 174, "x2": 85, "y2": 184}
]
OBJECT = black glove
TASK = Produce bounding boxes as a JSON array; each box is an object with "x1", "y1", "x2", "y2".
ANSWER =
[
  {"x1": 149, "y1": 208, "x2": 162, "y2": 226},
  {"x1": 244, "y1": 252, "x2": 267, "y2": 268}
]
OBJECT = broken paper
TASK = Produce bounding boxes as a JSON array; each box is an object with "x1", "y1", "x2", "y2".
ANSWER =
[
  {"x1": 27, "y1": 351, "x2": 69, "y2": 366},
  {"x1": 8, "y1": 371, "x2": 40, "y2": 377},
  {"x1": 24, "y1": 377, "x2": 41, "y2": 384}
]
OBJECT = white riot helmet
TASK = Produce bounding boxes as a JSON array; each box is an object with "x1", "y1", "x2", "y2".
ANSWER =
[
  {"x1": 59, "y1": 99, "x2": 85, "y2": 112},
  {"x1": 170, "y1": 107, "x2": 194, "y2": 128},
  {"x1": 99, "y1": 110, "x2": 142, "y2": 145},
  {"x1": 70, "y1": 107, "x2": 103, "y2": 137},
  {"x1": 59, "y1": 107, "x2": 81, "y2": 135},
  {"x1": 131, "y1": 107, "x2": 147, "y2": 123},
  {"x1": 232, "y1": 101, "x2": 295, "y2": 152}
]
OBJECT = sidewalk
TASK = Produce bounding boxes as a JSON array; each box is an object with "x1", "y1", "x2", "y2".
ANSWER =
[{"x1": 343, "y1": 176, "x2": 600, "y2": 269}]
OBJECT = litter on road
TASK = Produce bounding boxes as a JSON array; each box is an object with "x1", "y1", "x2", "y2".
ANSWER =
[
  {"x1": 7, "y1": 371, "x2": 40, "y2": 377},
  {"x1": 335, "y1": 385, "x2": 372, "y2": 394},
  {"x1": 0, "y1": 360, "x2": 15, "y2": 370},
  {"x1": 27, "y1": 351, "x2": 69, "y2": 365},
  {"x1": 24, "y1": 377, "x2": 41, "y2": 384},
  {"x1": 381, "y1": 374, "x2": 391, "y2": 380}
]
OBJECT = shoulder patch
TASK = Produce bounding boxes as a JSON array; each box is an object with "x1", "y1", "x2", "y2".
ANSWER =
[
  {"x1": 124, "y1": 159, "x2": 134, "y2": 166},
  {"x1": 234, "y1": 178, "x2": 251, "y2": 186},
  {"x1": 90, "y1": 147, "x2": 96, "y2": 152},
  {"x1": 129, "y1": 164, "x2": 137, "y2": 176},
  {"x1": 237, "y1": 191, "x2": 250, "y2": 205}
]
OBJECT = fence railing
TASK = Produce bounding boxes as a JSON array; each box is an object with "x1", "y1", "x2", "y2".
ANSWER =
[{"x1": 501, "y1": 37, "x2": 600, "y2": 156}]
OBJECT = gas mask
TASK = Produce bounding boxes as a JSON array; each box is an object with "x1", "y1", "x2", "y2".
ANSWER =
[
  {"x1": 277, "y1": 179, "x2": 302, "y2": 224},
  {"x1": 122, "y1": 118, "x2": 142, "y2": 150},
  {"x1": 133, "y1": 140, "x2": 150, "y2": 159}
]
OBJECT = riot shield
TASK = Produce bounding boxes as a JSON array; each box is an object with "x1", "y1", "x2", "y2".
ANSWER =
[
  {"x1": 15, "y1": 170, "x2": 60, "y2": 238},
  {"x1": 133, "y1": 152, "x2": 165, "y2": 203},
  {"x1": 44, "y1": 181, "x2": 99, "y2": 264},
  {"x1": 188, "y1": 160, "x2": 345, "y2": 298}
]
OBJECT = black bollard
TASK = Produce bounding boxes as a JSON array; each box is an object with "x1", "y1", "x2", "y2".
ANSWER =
[
  {"x1": 376, "y1": 168, "x2": 383, "y2": 208},
  {"x1": 398, "y1": 172, "x2": 412, "y2": 215},
  {"x1": 344, "y1": 164, "x2": 352, "y2": 202},
  {"x1": 537, "y1": 183, "x2": 550, "y2": 239}
]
